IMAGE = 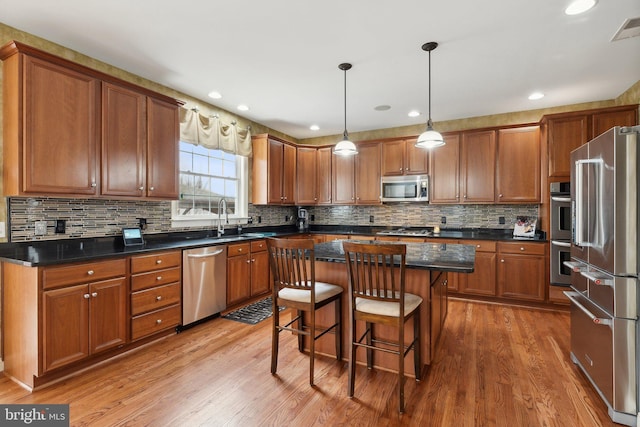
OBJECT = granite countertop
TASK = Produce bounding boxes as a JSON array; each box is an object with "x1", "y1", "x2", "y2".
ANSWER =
[
  {"x1": 313, "y1": 239, "x2": 476, "y2": 274},
  {"x1": 0, "y1": 224, "x2": 533, "y2": 267}
]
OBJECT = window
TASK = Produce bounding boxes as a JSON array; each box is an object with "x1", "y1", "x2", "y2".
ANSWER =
[{"x1": 172, "y1": 141, "x2": 248, "y2": 227}]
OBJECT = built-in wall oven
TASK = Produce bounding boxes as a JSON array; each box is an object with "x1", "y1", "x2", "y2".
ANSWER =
[{"x1": 550, "y1": 182, "x2": 572, "y2": 286}]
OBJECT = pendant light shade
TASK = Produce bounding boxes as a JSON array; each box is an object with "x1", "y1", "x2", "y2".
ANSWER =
[
  {"x1": 416, "y1": 42, "x2": 445, "y2": 149},
  {"x1": 334, "y1": 63, "x2": 358, "y2": 156}
]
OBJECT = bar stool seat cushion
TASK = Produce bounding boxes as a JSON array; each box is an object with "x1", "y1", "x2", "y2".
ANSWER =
[
  {"x1": 355, "y1": 292, "x2": 422, "y2": 317},
  {"x1": 279, "y1": 282, "x2": 343, "y2": 303}
]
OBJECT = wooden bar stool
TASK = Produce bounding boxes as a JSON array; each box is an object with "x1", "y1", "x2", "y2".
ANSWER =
[
  {"x1": 342, "y1": 241, "x2": 422, "y2": 413},
  {"x1": 266, "y1": 237, "x2": 343, "y2": 386}
]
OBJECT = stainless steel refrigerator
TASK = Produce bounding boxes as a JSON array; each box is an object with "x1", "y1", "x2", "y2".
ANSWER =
[{"x1": 565, "y1": 125, "x2": 640, "y2": 426}]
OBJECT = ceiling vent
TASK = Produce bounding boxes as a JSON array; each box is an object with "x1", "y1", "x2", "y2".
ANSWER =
[{"x1": 611, "y1": 17, "x2": 640, "y2": 41}]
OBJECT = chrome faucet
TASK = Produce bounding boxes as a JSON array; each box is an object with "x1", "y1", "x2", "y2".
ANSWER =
[{"x1": 217, "y1": 198, "x2": 228, "y2": 237}]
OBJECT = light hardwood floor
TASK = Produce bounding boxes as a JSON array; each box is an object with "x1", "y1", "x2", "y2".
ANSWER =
[{"x1": 0, "y1": 299, "x2": 622, "y2": 426}]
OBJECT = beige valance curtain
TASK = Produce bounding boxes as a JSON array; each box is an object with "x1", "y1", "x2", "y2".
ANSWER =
[{"x1": 179, "y1": 107, "x2": 252, "y2": 157}]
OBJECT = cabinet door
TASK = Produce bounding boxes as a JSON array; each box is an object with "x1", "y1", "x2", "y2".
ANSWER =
[
  {"x1": 355, "y1": 142, "x2": 381, "y2": 204},
  {"x1": 460, "y1": 251, "x2": 497, "y2": 296},
  {"x1": 592, "y1": 108, "x2": 638, "y2": 137},
  {"x1": 43, "y1": 284, "x2": 89, "y2": 372},
  {"x1": 497, "y1": 253, "x2": 545, "y2": 301},
  {"x1": 251, "y1": 249, "x2": 271, "y2": 297},
  {"x1": 89, "y1": 277, "x2": 128, "y2": 354},
  {"x1": 267, "y1": 139, "x2": 284, "y2": 204},
  {"x1": 147, "y1": 97, "x2": 179, "y2": 199},
  {"x1": 282, "y1": 143, "x2": 296, "y2": 205},
  {"x1": 496, "y1": 126, "x2": 541, "y2": 203},
  {"x1": 460, "y1": 130, "x2": 496, "y2": 203},
  {"x1": 406, "y1": 139, "x2": 429, "y2": 175},
  {"x1": 429, "y1": 134, "x2": 460, "y2": 203},
  {"x1": 23, "y1": 55, "x2": 99, "y2": 195},
  {"x1": 316, "y1": 147, "x2": 332, "y2": 204},
  {"x1": 102, "y1": 82, "x2": 146, "y2": 197},
  {"x1": 296, "y1": 147, "x2": 317, "y2": 204},
  {"x1": 332, "y1": 153, "x2": 356, "y2": 204},
  {"x1": 227, "y1": 254, "x2": 251, "y2": 306},
  {"x1": 381, "y1": 140, "x2": 405, "y2": 176},
  {"x1": 547, "y1": 114, "x2": 589, "y2": 178}
]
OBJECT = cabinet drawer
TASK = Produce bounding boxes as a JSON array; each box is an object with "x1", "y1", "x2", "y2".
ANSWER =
[
  {"x1": 131, "y1": 250, "x2": 181, "y2": 274},
  {"x1": 131, "y1": 266, "x2": 181, "y2": 291},
  {"x1": 131, "y1": 283, "x2": 181, "y2": 316},
  {"x1": 131, "y1": 304, "x2": 181, "y2": 340},
  {"x1": 498, "y1": 242, "x2": 546, "y2": 255},
  {"x1": 42, "y1": 258, "x2": 127, "y2": 290},
  {"x1": 228, "y1": 242, "x2": 251, "y2": 257},
  {"x1": 460, "y1": 240, "x2": 496, "y2": 252},
  {"x1": 250, "y1": 239, "x2": 267, "y2": 252}
]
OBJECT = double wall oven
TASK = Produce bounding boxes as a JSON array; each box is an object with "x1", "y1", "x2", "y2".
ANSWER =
[{"x1": 549, "y1": 182, "x2": 572, "y2": 286}]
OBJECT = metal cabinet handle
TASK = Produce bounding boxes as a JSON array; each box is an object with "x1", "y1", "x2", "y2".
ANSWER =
[
  {"x1": 91, "y1": 292, "x2": 98, "y2": 297},
  {"x1": 156, "y1": 319, "x2": 162, "y2": 324},
  {"x1": 87, "y1": 270, "x2": 94, "y2": 275},
  {"x1": 91, "y1": 182, "x2": 97, "y2": 187},
  {"x1": 476, "y1": 244, "x2": 481, "y2": 248},
  {"x1": 156, "y1": 259, "x2": 162, "y2": 264},
  {"x1": 139, "y1": 186, "x2": 144, "y2": 191},
  {"x1": 149, "y1": 186, "x2": 154, "y2": 191},
  {"x1": 156, "y1": 296, "x2": 162, "y2": 301},
  {"x1": 246, "y1": 259, "x2": 251, "y2": 263},
  {"x1": 520, "y1": 247, "x2": 525, "y2": 251},
  {"x1": 83, "y1": 293, "x2": 90, "y2": 299},
  {"x1": 157, "y1": 276, "x2": 162, "y2": 281},
  {"x1": 500, "y1": 259, "x2": 505, "y2": 263}
]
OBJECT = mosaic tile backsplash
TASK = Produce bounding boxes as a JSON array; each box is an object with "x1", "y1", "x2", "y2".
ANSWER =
[{"x1": 8, "y1": 197, "x2": 538, "y2": 242}]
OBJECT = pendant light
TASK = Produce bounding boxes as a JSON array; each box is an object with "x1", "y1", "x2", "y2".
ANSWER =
[
  {"x1": 416, "y1": 42, "x2": 445, "y2": 149},
  {"x1": 334, "y1": 62, "x2": 358, "y2": 156}
]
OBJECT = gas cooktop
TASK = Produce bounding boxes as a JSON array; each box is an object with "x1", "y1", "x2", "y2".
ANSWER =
[{"x1": 376, "y1": 228, "x2": 433, "y2": 237}]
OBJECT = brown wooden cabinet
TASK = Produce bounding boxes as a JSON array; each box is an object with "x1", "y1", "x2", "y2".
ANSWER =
[
  {"x1": 460, "y1": 130, "x2": 496, "y2": 203},
  {"x1": 430, "y1": 271, "x2": 448, "y2": 357},
  {"x1": 227, "y1": 240, "x2": 270, "y2": 308},
  {"x1": 457, "y1": 240, "x2": 497, "y2": 296},
  {"x1": 41, "y1": 259, "x2": 128, "y2": 373},
  {"x1": 496, "y1": 125, "x2": 541, "y2": 203},
  {"x1": 296, "y1": 146, "x2": 332, "y2": 205},
  {"x1": 332, "y1": 152, "x2": 356, "y2": 204},
  {"x1": 2, "y1": 51, "x2": 100, "y2": 196},
  {"x1": 130, "y1": 250, "x2": 182, "y2": 340},
  {"x1": 381, "y1": 138, "x2": 429, "y2": 176},
  {"x1": 543, "y1": 105, "x2": 638, "y2": 179},
  {"x1": 1, "y1": 41, "x2": 181, "y2": 199},
  {"x1": 497, "y1": 242, "x2": 546, "y2": 301},
  {"x1": 429, "y1": 133, "x2": 460, "y2": 203},
  {"x1": 252, "y1": 134, "x2": 296, "y2": 205},
  {"x1": 355, "y1": 142, "x2": 382, "y2": 204}
]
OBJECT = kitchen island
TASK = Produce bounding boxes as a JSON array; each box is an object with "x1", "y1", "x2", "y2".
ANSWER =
[{"x1": 306, "y1": 239, "x2": 475, "y2": 377}]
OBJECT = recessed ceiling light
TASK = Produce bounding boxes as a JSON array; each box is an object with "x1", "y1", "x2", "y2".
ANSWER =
[
  {"x1": 237, "y1": 104, "x2": 249, "y2": 111},
  {"x1": 208, "y1": 91, "x2": 222, "y2": 99},
  {"x1": 528, "y1": 92, "x2": 545, "y2": 100},
  {"x1": 408, "y1": 110, "x2": 421, "y2": 118},
  {"x1": 310, "y1": 125, "x2": 320, "y2": 131},
  {"x1": 374, "y1": 105, "x2": 391, "y2": 111},
  {"x1": 565, "y1": 0, "x2": 597, "y2": 15}
]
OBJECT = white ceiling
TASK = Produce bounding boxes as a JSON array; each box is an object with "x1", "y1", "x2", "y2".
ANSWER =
[{"x1": 1, "y1": 1, "x2": 639, "y2": 140}]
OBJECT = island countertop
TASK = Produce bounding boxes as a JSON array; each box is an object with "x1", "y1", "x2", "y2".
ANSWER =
[{"x1": 313, "y1": 239, "x2": 475, "y2": 273}]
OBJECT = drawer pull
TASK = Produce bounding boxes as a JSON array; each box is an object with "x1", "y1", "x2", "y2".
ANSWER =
[
  {"x1": 83, "y1": 293, "x2": 90, "y2": 299},
  {"x1": 156, "y1": 319, "x2": 162, "y2": 324},
  {"x1": 156, "y1": 259, "x2": 162, "y2": 264},
  {"x1": 157, "y1": 276, "x2": 163, "y2": 281},
  {"x1": 87, "y1": 270, "x2": 95, "y2": 275},
  {"x1": 246, "y1": 259, "x2": 251, "y2": 263},
  {"x1": 501, "y1": 259, "x2": 505, "y2": 263},
  {"x1": 139, "y1": 186, "x2": 144, "y2": 191},
  {"x1": 150, "y1": 186, "x2": 155, "y2": 191},
  {"x1": 476, "y1": 244, "x2": 481, "y2": 248},
  {"x1": 91, "y1": 292, "x2": 98, "y2": 297},
  {"x1": 520, "y1": 247, "x2": 525, "y2": 251},
  {"x1": 156, "y1": 295, "x2": 162, "y2": 301}
]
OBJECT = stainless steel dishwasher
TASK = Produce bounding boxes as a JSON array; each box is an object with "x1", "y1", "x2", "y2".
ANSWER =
[{"x1": 182, "y1": 245, "x2": 227, "y2": 327}]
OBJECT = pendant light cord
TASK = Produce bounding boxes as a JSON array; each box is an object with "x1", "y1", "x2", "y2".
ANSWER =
[
  {"x1": 428, "y1": 48, "x2": 432, "y2": 125},
  {"x1": 343, "y1": 66, "x2": 348, "y2": 138}
]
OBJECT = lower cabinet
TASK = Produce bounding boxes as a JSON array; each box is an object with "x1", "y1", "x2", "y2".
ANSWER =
[
  {"x1": 457, "y1": 240, "x2": 497, "y2": 296},
  {"x1": 227, "y1": 239, "x2": 270, "y2": 308},
  {"x1": 497, "y1": 242, "x2": 546, "y2": 301},
  {"x1": 41, "y1": 259, "x2": 128, "y2": 373},
  {"x1": 130, "y1": 250, "x2": 182, "y2": 340}
]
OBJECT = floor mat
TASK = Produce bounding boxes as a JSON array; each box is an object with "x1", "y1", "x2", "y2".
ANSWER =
[{"x1": 222, "y1": 296, "x2": 283, "y2": 325}]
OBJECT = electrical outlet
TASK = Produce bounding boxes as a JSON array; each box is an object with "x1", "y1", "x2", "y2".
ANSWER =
[
  {"x1": 310, "y1": 214, "x2": 315, "y2": 221},
  {"x1": 247, "y1": 217, "x2": 253, "y2": 224},
  {"x1": 34, "y1": 220, "x2": 47, "y2": 236},
  {"x1": 258, "y1": 216, "x2": 262, "y2": 223},
  {"x1": 499, "y1": 216, "x2": 505, "y2": 224},
  {"x1": 285, "y1": 215, "x2": 290, "y2": 222},
  {"x1": 441, "y1": 216, "x2": 447, "y2": 224},
  {"x1": 55, "y1": 219, "x2": 66, "y2": 234},
  {"x1": 369, "y1": 215, "x2": 374, "y2": 223}
]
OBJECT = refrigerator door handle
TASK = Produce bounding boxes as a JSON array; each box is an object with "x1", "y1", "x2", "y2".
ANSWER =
[
  {"x1": 580, "y1": 270, "x2": 614, "y2": 287},
  {"x1": 574, "y1": 158, "x2": 602, "y2": 247}
]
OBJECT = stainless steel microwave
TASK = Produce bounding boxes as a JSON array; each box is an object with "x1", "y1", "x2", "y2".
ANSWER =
[{"x1": 380, "y1": 175, "x2": 429, "y2": 202}]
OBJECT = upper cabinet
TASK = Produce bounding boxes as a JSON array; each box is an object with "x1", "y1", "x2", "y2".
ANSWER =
[
  {"x1": 252, "y1": 134, "x2": 296, "y2": 205},
  {"x1": 543, "y1": 105, "x2": 638, "y2": 179},
  {"x1": 429, "y1": 133, "x2": 460, "y2": 203},
  {"x1": 0, "y1": 41, "x2": 182, "y2": 199},
  {"x1": 496, "y1": 126, "x2": 541, "y2": 203},
  {"x1": 295, "y1": 146, "x2": 332, "y2": 205},
  {"x1": 381, "y1": 138, "x2": 429, "y2": 176},
  {"x1": 332, "y1": 141, "x2": 381, "y2": 205}
]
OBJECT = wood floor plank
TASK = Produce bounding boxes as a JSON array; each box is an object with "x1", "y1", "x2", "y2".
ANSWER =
[{"x1": 0, "y1": 300, "x2": 623, "y2": 426}]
